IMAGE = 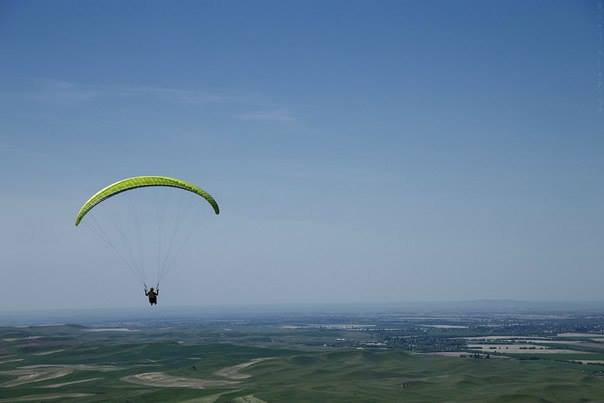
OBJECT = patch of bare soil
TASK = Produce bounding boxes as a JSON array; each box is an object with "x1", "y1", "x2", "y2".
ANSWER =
[
  {"x1": 0, "y1": 367, "x2": 73, "y2": 387},
  {"x1": 22, "y1": 364, "x2": 121, "y2": 372},
  {"x1": 0, "y1": 393, "x2": 94, "y2": 402},
  {"x1": 233, "y1": 395, "x2": 268, "y2": 403},
  {"x1": 214, "y1": 358, "x2": 274, "y2": 380},
  {"x1": 178, "y1": 390, "x2": 242, "y2": 403},
  {"x1": 122, "y1": 372, "x2": 237, "y2": 389},
  {"x1": 38, "y1": 377, "x2": 102, "y2": 388},
  {"x1": 32, "y1": 349, "x2": 65, "y2": 356},
  {"x1": 573, "y1": 360, "x2": 604, "y2": 365},
  {"x1": 123, "y1": 357, "x2": 273, "y2": 391}
]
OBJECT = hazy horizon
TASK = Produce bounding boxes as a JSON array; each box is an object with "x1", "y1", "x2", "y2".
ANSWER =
[
  {"x1": 4, "y1": 298, "x2": 604, "y2": 328},
  {"x1": 2, "y1": 0, "x2": 603, "y2": 310}
]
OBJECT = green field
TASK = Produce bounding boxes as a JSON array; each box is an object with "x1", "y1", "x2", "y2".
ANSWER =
[{"x1": 2, "y1": 320, "x2": 604, "y2": 402}]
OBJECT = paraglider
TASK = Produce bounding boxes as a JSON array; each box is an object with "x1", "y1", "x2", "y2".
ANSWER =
[
  {"x1": 75, "y1": 176, "x2": 219, "y2": 226},
  {"x1": 144, "y1": 285, "x2": 159, "y2": 305},
  {"x1": 75, "y1": 176, "x2": 219, "y2": 305}
]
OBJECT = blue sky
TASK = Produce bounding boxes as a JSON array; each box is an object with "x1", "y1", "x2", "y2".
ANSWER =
[{"x1": 1, "y1": 0, "x2": 603, "y2": 310}]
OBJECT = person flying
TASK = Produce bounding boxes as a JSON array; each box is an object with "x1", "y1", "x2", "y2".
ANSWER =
[
  {"x1": 144, "y1": 286, "x2": 159, "y2": 305},
  {"x1": 74, "y1": 176, "x2": 220, "y2": 306}
]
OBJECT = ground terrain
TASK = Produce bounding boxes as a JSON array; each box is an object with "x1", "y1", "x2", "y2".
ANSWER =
[{"x1": 2, "y1": 304, "x2": 604, "y2": 402}]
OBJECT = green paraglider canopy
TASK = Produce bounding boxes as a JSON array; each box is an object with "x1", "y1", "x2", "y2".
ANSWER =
[{"x1": 75, "y1": 176, "x2": 219, "y2": 226}]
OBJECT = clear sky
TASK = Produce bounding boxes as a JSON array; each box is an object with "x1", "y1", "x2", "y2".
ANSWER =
[{"x1": 1, "y1": 0, "x2": 603, "y2": 310}]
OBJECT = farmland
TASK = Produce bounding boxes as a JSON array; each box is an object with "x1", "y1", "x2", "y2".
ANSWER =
[{"x1": 2, "y1": 303, "x2": 604, "y2": 402}]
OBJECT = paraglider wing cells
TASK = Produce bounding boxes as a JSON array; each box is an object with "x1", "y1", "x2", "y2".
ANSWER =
[{"x1": 75, "y1": 176, "x2": 219, "y2": 226}]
